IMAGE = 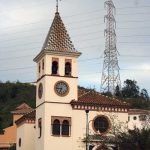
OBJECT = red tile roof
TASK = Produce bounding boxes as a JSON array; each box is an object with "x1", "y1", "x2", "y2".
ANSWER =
[
  {"x1": 11, "y1": 103, "x2": 33, "y2": 114},
  {"x1": 15, "y1": 110, "x2": 35, "y2": 126},
  {"x1": 71, "y1": 90, "x2": 129, "y2": 108}
]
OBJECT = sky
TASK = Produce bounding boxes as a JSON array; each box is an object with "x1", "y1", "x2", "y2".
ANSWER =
[{"x1": 0, "y1": 0, "x2": 150, "y2": 94}]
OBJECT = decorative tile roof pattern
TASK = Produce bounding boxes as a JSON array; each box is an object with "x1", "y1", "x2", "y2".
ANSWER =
[
  {"x1": 72, "y1": 90, "x2": 129, "y2": 108},
  {"x1": 15, "y1": 110, "x2": 35, "y2": 126},
  {"x1": 129, "y1": 109, "x2": 150, "y2": 115},
  {"x1": 42, "y1": 12, "x2": 77, "y2": 52},
  {"x1": 11, "y1": 103, "x2": 33, "y2": 114}
]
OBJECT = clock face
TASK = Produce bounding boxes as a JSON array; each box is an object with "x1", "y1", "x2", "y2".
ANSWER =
[
  {"x1": 54, "y1": 81, "x2": 69, "y2": 96},
  {"x1": 38, "y1": 83, "x2": 43, "y2": 99}
]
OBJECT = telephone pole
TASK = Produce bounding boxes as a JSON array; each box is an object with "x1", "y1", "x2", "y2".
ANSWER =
[{"x1": 101, "y1": 0, "x2": 121, "y2": 94}]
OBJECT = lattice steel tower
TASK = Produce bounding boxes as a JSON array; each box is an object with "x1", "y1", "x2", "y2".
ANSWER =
[{"x1": 101, "y1": 0, "x2": 121, "y2": 94}]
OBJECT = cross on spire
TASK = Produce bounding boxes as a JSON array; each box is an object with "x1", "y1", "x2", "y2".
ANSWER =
[{"x1": 56, "y1": 0, "x2": 61, "y2": 13}]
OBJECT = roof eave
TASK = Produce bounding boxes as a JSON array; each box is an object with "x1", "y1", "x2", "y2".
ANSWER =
[{"x1": 33, "y1": 49, "x2": 82, "y2": 63}]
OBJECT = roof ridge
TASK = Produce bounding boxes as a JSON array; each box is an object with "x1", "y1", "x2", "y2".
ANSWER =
[
  {"x1": 16, "y1": 103, "x2": 32, "y2": 110},
  {"x1": 78, "y1": 90, "x2": 92, "y2": 98}
]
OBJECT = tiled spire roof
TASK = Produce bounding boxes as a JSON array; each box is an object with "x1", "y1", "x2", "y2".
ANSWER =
[
  {"x1": 42, "y1": 12, "x2": 76, "y2": 52},
  {"x1": 34, "y1": 11, "x2": 81, "y2": 62}
]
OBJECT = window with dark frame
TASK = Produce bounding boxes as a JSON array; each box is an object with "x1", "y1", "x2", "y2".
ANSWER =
[
  {"x1": 65, "y1": 62, "x2": 71, "y2": 76},
  {"x1": 139, "y1": 115, "x2": 146, "y2": 121},
  {"x1": 19, "y1": 138, "x2": 21, "y2": 147},
  {"x1": 133, "y1": 116, "x2": 137, "y2": 120},
  {"x1": 52, "y1": 61, "x2": 58, "y2": 75},
  {"x1": 42, "y1": 59, "x2": 44, "y2": 70},
  {"x1": 39, "y1": 63, "x2": 41, "y2": 73},
  {"x1": 93, "y1": 116, "x2": 110, "y2": 134},
  {"x1": 51, "y1": 117, "x2": 71, "y2": 137},
  {"x1": 38, "y1": 118, "x2": 42, "y2": 138},
  {"x1": 62, "y1": 120, "x2": 69, "y2": 136},
  {"x1": 52, "y1": 119, "x2": 60, "y2": 135}
]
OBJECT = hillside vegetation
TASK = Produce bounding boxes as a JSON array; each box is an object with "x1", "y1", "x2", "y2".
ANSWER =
[
  {"x1": 0, "y1": 81, "x2": 149, "y2": 133},
  {"x1": 0, "y1": 81, "x2": 35, "y2": 133}
]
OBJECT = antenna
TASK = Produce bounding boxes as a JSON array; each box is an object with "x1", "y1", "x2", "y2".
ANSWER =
[{"x1": 101, "y1": 0, "x2": 121, "y2": 94}]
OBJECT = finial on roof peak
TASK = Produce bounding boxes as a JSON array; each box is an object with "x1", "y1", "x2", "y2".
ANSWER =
[{"x1": 56, "y1": 0, "x2": 61, "y2": 13}]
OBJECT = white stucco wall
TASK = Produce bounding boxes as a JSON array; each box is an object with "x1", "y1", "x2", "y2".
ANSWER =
[
  {"x1": 35, "y1": 52, "x2": 128, "y2": 150},
  {"x1": 37, "y1": 55, "x2": 78, "y2": 79},
  {"x1": 17, "y1": 123, "x2": 35, "y2": 150},
  {"x1": 72, "y1": 110, "x2": 128, "y2": 150},
  {"x1": 35, "y1": 102, "x2": 128, "y2": 150},
  {"x1": 128, "y1": 114, "x2": 149, "y2": 130}
]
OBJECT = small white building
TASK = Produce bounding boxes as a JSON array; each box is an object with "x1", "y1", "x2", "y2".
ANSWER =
[
  {"x1": 15, "y1": 6, "x2": 129, "y2": 150},
  {"x1": 128, "y1": 109, "x2": 150, "y2": 130}
]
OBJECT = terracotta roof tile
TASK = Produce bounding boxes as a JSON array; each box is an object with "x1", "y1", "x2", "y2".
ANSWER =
[
  {"x1": 16, "y1": 103, "x2": 32, "y2": 109},
  {"x1": 11, "y1": 103, "x2": 33, "y2": 114},
  {"x1": 72, "y1": 90, "x2": 129, "y2": 108},
  {"x1": 42, "y1": 12, "x2": 78, "y2": 53},
  {"x1": 15, "y1": 110, "x2": 35, "y2": 126}
]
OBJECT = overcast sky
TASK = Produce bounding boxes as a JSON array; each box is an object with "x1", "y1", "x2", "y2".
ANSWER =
[{"x1": 0, "y1": 0, "x2": 150, "y2": 93}]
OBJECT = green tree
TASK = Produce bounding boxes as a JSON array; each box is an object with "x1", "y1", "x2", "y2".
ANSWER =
[
  {"x1": 118, "y1": 128, "x2": 150, "y2": 150},
  {"x1": 140, "y1": 88, "x2": 149, "y2": 101},
  {"x1": 115, "y1": 85, "x2": 122, "y2": 98},
  {"x1": 0, "y1": 117, "x2": 4, "y2": 134},
  {"x1": 0, "y1": 81, "x2": 36, "y2": 130},
  {"x1": 122, "y1": 79, "x2": 139, "y2": 98}
]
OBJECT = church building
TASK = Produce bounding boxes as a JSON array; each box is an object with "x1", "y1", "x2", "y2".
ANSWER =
[{"x1": 15, "y1": 4, "x2": 129, "y2": 150}]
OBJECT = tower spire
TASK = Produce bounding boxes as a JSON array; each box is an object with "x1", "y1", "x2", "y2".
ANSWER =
[{"x1": 101, "y1": 0, "x2": 121, "y2": 94}]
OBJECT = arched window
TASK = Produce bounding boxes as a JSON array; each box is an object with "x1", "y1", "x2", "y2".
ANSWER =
[
  {"x1": 52, "y1": 61, "x2": 58, "y2": 75},
  {"x1": 52, "y1": 119, "x2": 60, "y2": 135},
  {"x1": 62, "y1": 120, "x2": 69, "y2": 136},
  {"x1": 19, "y1": 138, "x2": 21, "y2": 147},
  {"x1": 65, "y1": 62, "x2": 71, "y2": 76}
]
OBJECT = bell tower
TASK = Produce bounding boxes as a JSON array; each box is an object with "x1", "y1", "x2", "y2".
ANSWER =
[{"x1": 33, "y1": 5, "x2": 81, "y2": 150}]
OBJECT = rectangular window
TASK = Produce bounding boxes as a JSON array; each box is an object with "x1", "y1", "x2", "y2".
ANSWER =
[
  {"x1": 39, "y1": 63, "x2": 41, "y2": 73},
  {"x1": 42, "y1": 59, "x2": 44, "y2": 70},
  {"x1": 38, "y1": 118, "x2": 42, "y2": 138},
  {"x1": 65, "y1": 59, "x2": 72, "y2": 76},
  {"x1": 52, "y1": 58, "x2": 59, "y2": 75},
  {"x1": 139, "y1": 115, "x2": 146, "y2": 121}
]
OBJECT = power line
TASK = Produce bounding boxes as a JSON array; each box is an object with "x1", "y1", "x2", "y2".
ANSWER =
[
  {"x1": 117, "y1": 12, "x2": 150, "y2": 16},
  {"x1": 1, "y1": 29, "x2": 150, "y2": 44},
  {"x1": 1, "y1": 31, "x2": 150, "y2": 45},
  {"x1": 0, "y1": 65, "x2": 150, "y2": 73},
  {"x1": 1, "y1": 54, "x2": 150, "y2": 62},
  {"x1": 1, "y1": 2, "x2": 150, "y2": 17},
  {"x1": 2, "y1": 35, "x2": 150, "y2": 49},
  {"x1": 0, "y1": 66, "x2": 35, "y2": 72},
  {"x1": 1, "y1": 20, "x2": 150, "y2": 39},
  {"x1": 1, "y1": 9, "x2": 150, "y2": 31}
]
